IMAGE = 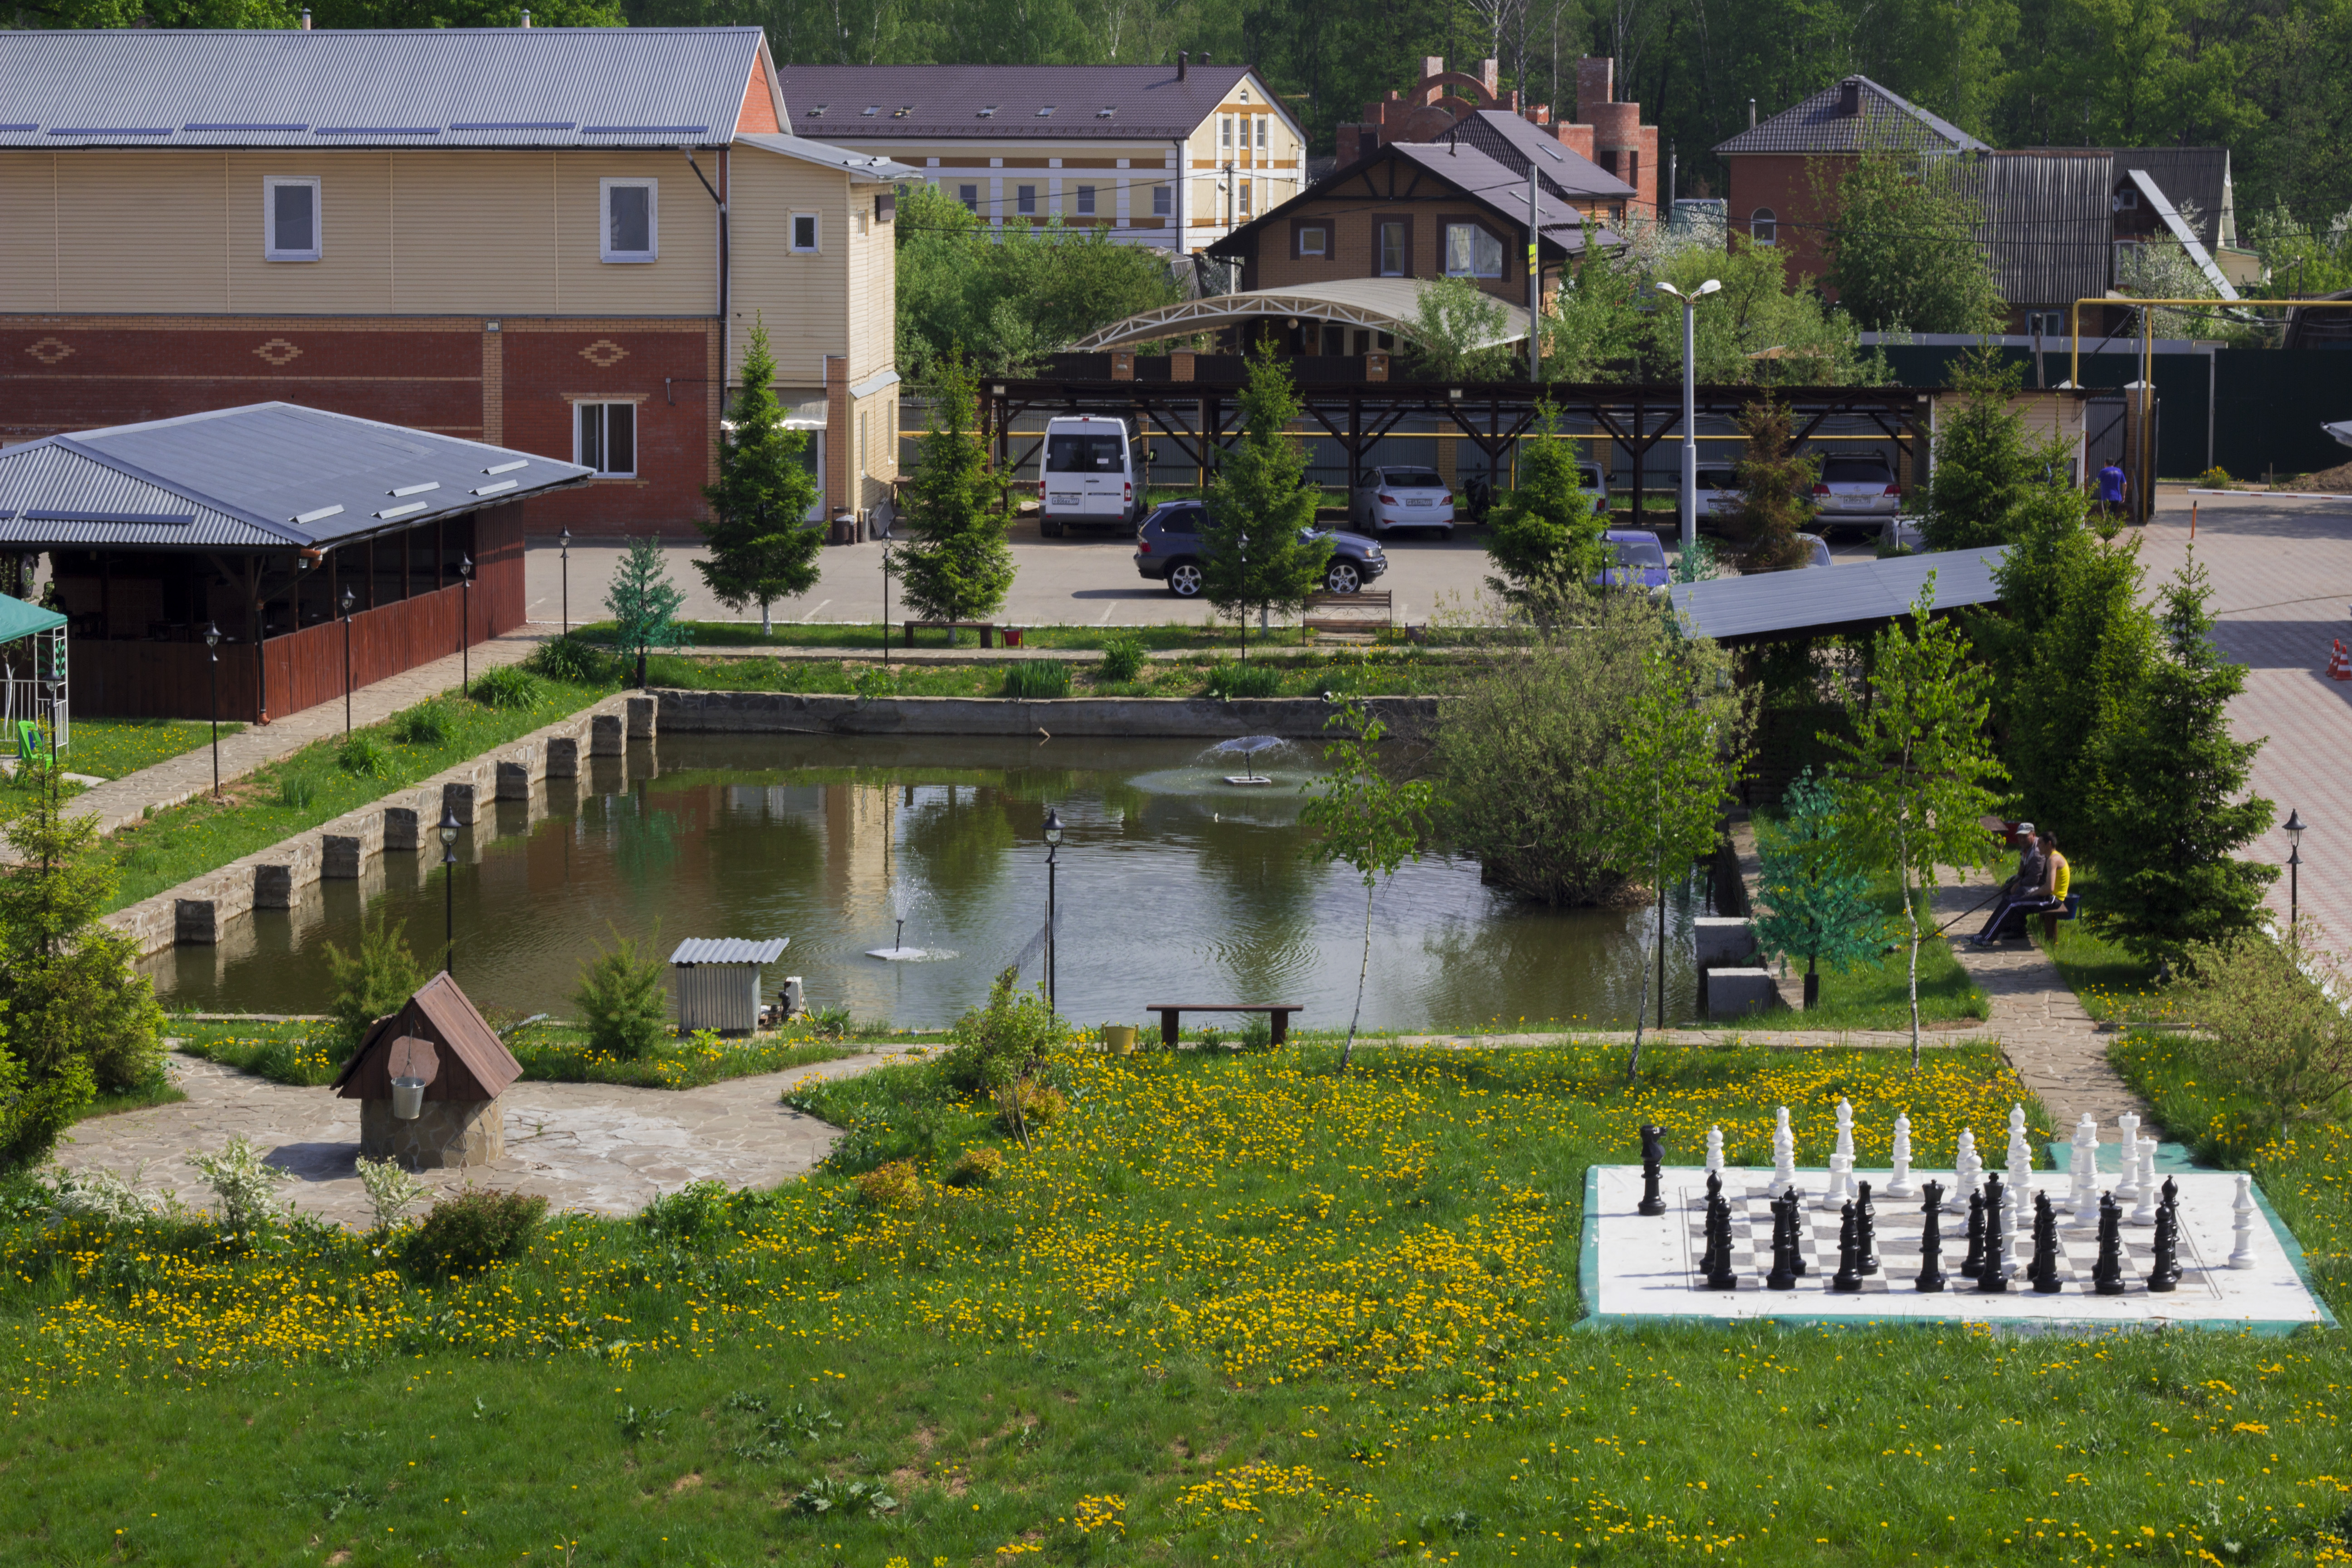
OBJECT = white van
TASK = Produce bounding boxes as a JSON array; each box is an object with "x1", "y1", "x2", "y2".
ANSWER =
[{"x1": 1037, "y1": 415, "x2": 1142, "y2": 537}]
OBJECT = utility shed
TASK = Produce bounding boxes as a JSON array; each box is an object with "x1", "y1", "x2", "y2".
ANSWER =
[
  {"x1": 1667, "y1": 546, "x2": 2008, "y2": 647},
  {"x1": 671, "y1": 938, "x2": 789, "y2": 1035},
  {"x1": 331, "y1": 971, "x2": 524, "y2": 1169}
]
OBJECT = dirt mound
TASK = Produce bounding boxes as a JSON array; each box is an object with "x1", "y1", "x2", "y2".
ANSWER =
[{"x1": 2289, "y1": 460, "x2": 2352, "y2": 492}]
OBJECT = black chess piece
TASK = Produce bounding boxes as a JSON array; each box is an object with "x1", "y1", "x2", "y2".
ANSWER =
[
  {"x1": 2029, "y1": 1191, "x2": 2063, "y2": 1293},
  {"x1": 1784, "y1": 1187, "x2": 1809, "y2": 1275},
  {"x1": 1704, "y1": 1193, "x2": 1740, "y2": 1291},
  {"x1": 1976, "y1": 1171, "x2": 2009, "y2": 1293},
  {"x1": 2147, "y1": 1177, "x2": 2183, "y2": 1293},
  {"x1": 1765, "y1": 1191, "x2": 1798, "y2": 1291},
  {"x1": 2093, "y1": 1192, "x2": 2127, "y2": 1296},
  {"x1": 1638, "y1": 1124, "x2": 1667, "y2": 1216},
  {"x1": 1832, "y1": 1200, "x2": 1863, "y2": 1292},
  {"x1": 1959, "y1": 1189, "x2": 1987, "y2": 1279},
  {"x1": 1856, "y1": 1179, "x2": 1881, "y2": 1275},
  {"x1": 1705, "y1": 1168, "x2": 1722, "y2": 1205},
  {"x1": 1916, "y1": 1180, "x2": 1947, "y2": 1292}
]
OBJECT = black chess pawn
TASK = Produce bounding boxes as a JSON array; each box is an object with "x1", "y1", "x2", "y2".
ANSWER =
[
  {"x1": 1784, "y1": 1187, "x2": 1809, "y2": 1274},
  {"x1": 2093, "y1": 1192, "x2": 2127, "y2": 1296},
  {"x1": 2147, "y1": 1177, "x2": 2183, "y2": 1293},
  {"x1": 1638, "y1": 1124, "x2": 1667, "y2": 1216},
  {"x1": 1765, "y1": 1191, "x2": 1798, "y2": 1291},
  {"x1": 1916, "y1": 1180, "x2": 1947, "y2": 1293},
  {"x1": 1704, "y1": 1194, "x2": 1740, "y2": 1291},
  {"x1": 1959, "y1": 1190, "x2": 1987, "y2": 1279},
  {"x1": 1832, "y1": 1201, "x2": 1864, "y2": 1292},
  {"x1": 1975, "y1": 1172, "x2": 2010, "y2": 1293},
  {"x1": 1856, "y1": 1179, "x2": 1881, "y2": 1275},
  {"x1": 2029, "y1": 1191, "x2": 2063, "y2": 1293},
  {"x1": 1705, "y1": 1168, "x2": 1723, "y2": 1206}
]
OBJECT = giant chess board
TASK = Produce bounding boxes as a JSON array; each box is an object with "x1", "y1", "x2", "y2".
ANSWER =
[{"x1": 1582, "y1": 1166, "x2": 2333, "y2": 1330}]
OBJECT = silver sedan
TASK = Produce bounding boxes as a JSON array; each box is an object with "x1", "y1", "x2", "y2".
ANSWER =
[{"x1": 1350, "y1": 466, "x2": 1455, "y2": 538}]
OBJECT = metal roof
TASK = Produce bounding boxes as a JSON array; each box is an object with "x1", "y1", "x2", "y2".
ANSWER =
[
  {"x1": 1958, "y1": 152, "x2": 2114, "y2": 309},
  {"x1": 1712, "y1": 76, "x2": 1988, "y2": 157},
  {"x1": 733, "y1": 132, "x2": 919, "y2": 182},
  {"x1": 1437, "y1": 111, "x2": 1639, "y2": 202},
  {"x1": 0, "y1": 403, "x2": 593, "y2": 552},
  {"x1": 670, "y1": 937, "x2": 790, "y2": 965},
  {"x1": 1071, "y1": 278, "x2": 1532, "y2": 350},
  {"x1": 0, "y1": 27, "x2": 767, "y2": 149},
  {"x1": 1668, "y1": 547, "x2": 2007, "y2": 645},
  {"x1": 772, "y1": 63, "x2": 1287, "y2": 142},
  {"x1": 2111, "y1": 147, "x2": 2232, "y2": 248},
  {"x1": 2126, "y1": 167, "x2": 2239, "y2": 299}
]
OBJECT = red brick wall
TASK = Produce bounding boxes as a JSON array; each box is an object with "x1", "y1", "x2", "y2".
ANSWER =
[
  {"x1": 1723, "y1": 154, "x2": 1852, "y2": 289},
  {"x1": 0, "y1": 315, "x2": 716, "y2": 539}
]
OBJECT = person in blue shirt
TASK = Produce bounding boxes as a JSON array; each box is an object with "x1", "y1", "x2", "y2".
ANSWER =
[{"x1": 2093, "y1": 461, "x2": 2129, "y2": 524}]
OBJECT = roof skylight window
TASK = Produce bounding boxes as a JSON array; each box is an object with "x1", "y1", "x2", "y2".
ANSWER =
[
  {"x1": 806, "y1": 103, "x2": 827, "y2": 117},
  {"x1": 979, "y1": 105, "x2": 997, "y2": 117},
  {"x1": 894, "y1": 105, "x2": 913, "y2": 117},
  {"x1": 862, "y1": 105, "x2": 880, "y2": 116},
  {"x1": 1035, "y1": 105, "x2": 1055, "y2": 117},
  {"x1": 1096, "y1": 106, "x2": 1116, "y2": 118}
]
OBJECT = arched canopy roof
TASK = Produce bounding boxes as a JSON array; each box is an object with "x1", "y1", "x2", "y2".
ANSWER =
[{"x1": 1070, "y1": 279, "x2": 1530, "y2": 351}]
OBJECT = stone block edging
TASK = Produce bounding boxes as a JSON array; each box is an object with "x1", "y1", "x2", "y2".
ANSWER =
[{"x1": 653, "y1": 688, "x2": 1444, "y2": 739}]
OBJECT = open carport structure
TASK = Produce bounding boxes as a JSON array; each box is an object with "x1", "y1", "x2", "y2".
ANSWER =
[{"x1": 1667, "y1": 545, "x2": 2008, "y2": 646}]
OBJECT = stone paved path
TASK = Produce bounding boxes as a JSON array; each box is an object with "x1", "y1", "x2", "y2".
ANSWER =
[
  {"x1": 54, "y1": 1048, "x2": 902, "y2": 1230},
  {"x1": 63, "y1": 624, "x2": 553, "y2": 839}
]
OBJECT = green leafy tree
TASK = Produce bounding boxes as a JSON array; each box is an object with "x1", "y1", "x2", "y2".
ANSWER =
[
  {"x1": 1753, "y1": 768, "x2": 1891, "y2": 1009},
  {"x1": 1201, "y1": 348, "x2": 1330, "y2": 647},
  {"x1": 1728, "y1": 397, "x2": 1818, "y2": 572},
  {"x1": 1585, "y1": 643, "x2": 1749, "y2": 1077},
  {"x1": 1483, "y1": 402, "x2": 1607, "y2": 603},
  {"x1": 1825, "y1": 578, "x2": 2008, "y2": 1065},
  {"x1": 323, "y1": 914, "x2": 426, "y2": 1056},
  {"x1": 1821, "y1": 149, "x2": 2005, "y2": 333},
  {"x1": 1301, "y1": 699, "x2": 1435, "y2": 1070},
  {"x1": 2093, "y1": 551, "x2": 2277, "y2": 967},
  {"x1": 894, "y1": 352, "x2": 1015, "y2": 635},
  {"x1": 697, "y1": 317, "x2": 822, "y2": 637},
  {"x1": 604, "y1": 536, "x2": 690, "y2": 691},
  {"x1": 1399, "y1": 277, "x2": 1519, "y2": 382},
  {"x1": 2174, "y1": 929, "x2": 2352, "y2": 1142},
  {"x1": 1923, "y1": 347, "x2": 2075, "y2": 551}
]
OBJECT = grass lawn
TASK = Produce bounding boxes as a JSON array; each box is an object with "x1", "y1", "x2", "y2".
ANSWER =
[
  {"x1": 633, "y1": 645, "x2": 1452, "y2": 701},
  {"x1": 2035, "y1": 869, "x2": 2185, "y2": 1028},
  {"x1": 1718, "y1": 882, "x2": 1990, "y2": 1033},
  {"x1": 169, "y1": 1016, "x2": 867, "y2": 1091},
  {"x1": 69, "y1": 1079, "x2": 188, "y2": 1123},
  {"x1": 576, "y1": 618, "x2": 1431, "y2": 655},
  {"x1": 91, "y1": 676, "x2": 609, "y2": 913},
  {"x1": 53, "y1": 718, "x2": 240, "y2": 783},
  {"x1": 8, "y1": 1040, "x2": 2341, "y2": 1566}
]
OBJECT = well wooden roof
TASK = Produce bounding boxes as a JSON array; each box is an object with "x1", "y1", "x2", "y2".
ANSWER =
[{"x1": 332, "y1": 970, "x2": 523, "y2": 1102}]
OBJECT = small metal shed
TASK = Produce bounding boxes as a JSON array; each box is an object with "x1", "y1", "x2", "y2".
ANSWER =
[{"x1": 671, "y1": 937, "x2": 789, "y2": 1035}]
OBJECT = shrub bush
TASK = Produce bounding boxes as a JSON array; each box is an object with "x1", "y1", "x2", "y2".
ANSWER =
[
  {"x1": 469, "y1": 665, "x2": 542, "y2": 710},
  {"x1": 526, "y1": 633, "x2": 605, "y2": 684},
  {"x1": 1203, "y1": 659, "x2": 1282, "y2": 699},
  {"x1": 852, "y1": 1158, "x2": 925, "y2": 1208},
  {"x1": 188, "y1": 1135, "x2": 291, "y2": 1235},
  {"x1": 389, "y1": 700, "x2": 449, "y2": 745},
  {"x1": 573, "y1": 927, "x2": 671, "y2": 1059},
  {"x1": 404, "y1": 1187, "x2": 548, "y2": 1280},
  {"x1": 1097, "y1": 633, "x2": 1145, "y2": 684},
  {"x1": 323, "y1": 914, "x2": 426, "y2": 1054},
  {"x1": 337, "y1": 734, "x2": 392, "y2": 778},
  {"x1": 276, "y1": 771, "x2": 320, "y2": 809},
  {"x1": 945, "y1": 1145, "x2": 1004, "y2": 1188},
  {"x1": 995, "y1": 1081, "x2": 1066, "y2": 1134},
  {"x1": 1001, "y1": 659, "x2": 1071, "y2": 700}
]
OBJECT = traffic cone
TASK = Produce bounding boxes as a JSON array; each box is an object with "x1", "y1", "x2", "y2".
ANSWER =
[{"x1": 2329, "y1": 639, "x2": 2351, "y2": 681}]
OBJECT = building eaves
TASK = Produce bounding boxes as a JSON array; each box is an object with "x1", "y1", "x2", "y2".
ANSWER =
[
  {"x1": 1441, "y1": 111, "x2": 1637, "y2": 201},
  {"x1": 772, "y1": 63, "x2": 1290, "y2": 142},
  {"x1": 1208, "y1": 139, "x2": 1619, "y2": 260},
  {"x1": 1711, "y1": 75, "x2": 1988, "y2": 157},
  {"x1": 733, "y1": 132, "x2": 920, "y2": 181}
]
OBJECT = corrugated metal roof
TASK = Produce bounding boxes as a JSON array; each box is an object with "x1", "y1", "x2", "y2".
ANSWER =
[
  {"x1": 0, "y1": 402, "x2": 592, "y2": 551},
  {"x1": 670, "y1": 937, "x2": 790, "y2": 965},
  {"x1": 2111, "y1": 148, "x2": 2230, "y2": 248},
  {"x1": 0, "y1": 27, "x2": 764, "y2": 149},
  {"x1": 1712, "y1": 76, "x2": 1987, "y2": 157},
  {"x1": 733, "y1": 132, "x2": 919, "y2": 181},
  {"x1": 1439, "y1": 111, "x2": 1639, "y2": 202},
  {"x1": 1072, "y1": 279, "x2": 1534, "y2": 350},
  {"x1": 1668, "y1": 547, "x2": 2007, "y2": 644},
  {"x1": 1960, "y1": 152, "x2": 2113, "y2": 309},
  {"x1": 773, "y1": 63, "x2": 1286, "y2": 142}
]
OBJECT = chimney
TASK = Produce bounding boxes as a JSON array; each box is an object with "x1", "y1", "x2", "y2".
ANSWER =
[
  {"x1": 1199, "y1": 52, "x2": 1210, "y2": 67},
  {"x1": 299, "y1": 6, "x2": 310, "y2": 26},
  {"x1": 1575, "y1": 56, "x2": 1613, "y2": 120},
  {"x1": 1748, "y1": 98, "x2": 1757, "y2": 128},
  {"x1": 1838, "y1": 77, "x2": 1862, "y2": 117},
  {"x1": 1177, "y1": 49, "x2": 1188, "y2": 81},
  {"x1": 520, "y1": 7, "x2": 532, "y2": 24},
  {"x1": 1478, "y1": 58, "x2": 1500, "y2": 95}
]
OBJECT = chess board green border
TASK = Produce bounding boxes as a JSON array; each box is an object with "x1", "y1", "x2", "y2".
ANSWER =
[{"x1": 1572, "y1": 1148, "x2": 2339, "y2": 1335}]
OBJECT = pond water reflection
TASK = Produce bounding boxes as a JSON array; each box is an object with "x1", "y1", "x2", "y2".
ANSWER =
[{"x1": 147, "y1": 735, "x2": 1704, "y2": 1030}]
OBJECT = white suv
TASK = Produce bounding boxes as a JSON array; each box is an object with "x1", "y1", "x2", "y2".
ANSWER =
[
  {"x1": 1811, "y1": 454, "x2": 1903, "y2": 533},
  {"x1": 1350, "y1": 466, "x2": 1454, "y2": 538}
]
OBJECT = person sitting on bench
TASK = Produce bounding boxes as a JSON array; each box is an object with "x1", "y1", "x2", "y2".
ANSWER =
[{"x1": 1972, "y1": 829, "x2": 2066, "y2": 945}]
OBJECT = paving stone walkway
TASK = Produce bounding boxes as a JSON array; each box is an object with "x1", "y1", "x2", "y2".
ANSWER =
[
  {"x1": 63, "y1": 625, "x2": 552, "y2": 839},
  {"x1": 54, "y1": 1048, "x2": 901, "y2": 1230}
]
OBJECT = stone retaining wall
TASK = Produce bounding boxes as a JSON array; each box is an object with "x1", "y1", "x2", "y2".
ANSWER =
[{"x1": 654, "y1": 689, "x2": 1444, "y2": 739}]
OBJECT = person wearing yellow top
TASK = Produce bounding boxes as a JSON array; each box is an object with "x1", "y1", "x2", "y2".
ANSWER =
[
  {"x1": 2043, "y1": 834, "x2": 2070, "y2": 902},
  {"x1": 1970, "y1": 830, "x2": 2069, "y2": 946}
]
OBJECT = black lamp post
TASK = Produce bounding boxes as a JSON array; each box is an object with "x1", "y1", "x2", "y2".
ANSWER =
[
  {"x1": 339, "y1": 585, "x2": 356, "y2": 735},
  {"x1": 202, "y1": 620, "x2": 222, "y2": 799},
  {"x1": 559, "y1": 527, "x2": 571, "y2": 637},
  {"x1": 881, "y1": 541, "x2": 892, "y2": 669},
  {"x1": 1041, "y1": 807, "x2": 1063, "y2": 1014},
  {"x1": 438, "y1": 805, "x2": 462, "y2": 977},
  {"x1": 457, "y1": 554, "x2": 474, "y2": 693},
  {"x1": 2284, "y1": 808, "x2": 2306, "y2": 943}
]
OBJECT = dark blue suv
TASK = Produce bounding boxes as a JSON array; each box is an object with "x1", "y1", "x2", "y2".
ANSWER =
[{"x1": 1132, "y1": 500, "x2": 1388, "y2": 598}]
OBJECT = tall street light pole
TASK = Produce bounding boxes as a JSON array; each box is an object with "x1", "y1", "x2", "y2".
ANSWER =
[
  {"x1": 1041, "y1": 807, "x2": 1063, "y2": 1014},
  {"x1": 2284, "y1": 808, "x2": 2306, "y2": 944},
  {"x1": 203, "y1": 620, "x2": 222, "y2": 799},
  {"x1": 438, "y1": 805, "x2": 462, "y2": 977},
  {"x1": 1527, "y1": 164, "x2": 1542, "y2": 382},
  {"x1": 339, "y1": 586, "x2": 356, "y2": 735},
  {"x1": 457, "y1": 554, "x2": 474, "y2": 694},
  {"x1": 559, "y1": 527, "x2": 571, "y2": 637},
  {"x1": 1656, "y1": 278, "x2": 1721, "y2": 558}
]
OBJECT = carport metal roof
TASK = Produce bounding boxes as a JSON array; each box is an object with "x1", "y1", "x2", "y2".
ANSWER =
[
  {"x1": 1070, "y1": 279, "x2": 1531, "y2": 351},
  {"x1": 1668, "y1": 546, "x2": 2008, "y2": 645}
]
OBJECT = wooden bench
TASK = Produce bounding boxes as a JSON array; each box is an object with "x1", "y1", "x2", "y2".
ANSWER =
[
  {"x1": 904, "y1": 619, "x2": 1000, "y2": 648},
  {"x1": 1147, "y1": 1003, "x2": 1304, "y2": 1049},
  {"x1": 2040, "y1": 892, "x2": 2083, "y2": 942},
  {"x1": 1300, "y1": 589, "x2": 1393, "y2": 642}
]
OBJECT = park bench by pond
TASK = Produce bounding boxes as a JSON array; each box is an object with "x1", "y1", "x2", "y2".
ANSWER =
[{"x1": 1148, "y1": 1003, "x2": 1304, "y2": 1049}]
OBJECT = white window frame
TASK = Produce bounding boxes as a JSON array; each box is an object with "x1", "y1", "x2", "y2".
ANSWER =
[
  {"x1": 1750, "y1": 206, "x2": 1777, "y2": 245},
  {"x1": 1016, "y1": 184, "x2": 1037, "y2": 216},
  {"x1": 1152, "y1": 183, "x2": 1171, "y2": 217},
  {"x1": 263, "y1": 176, "x2": 322, "y2": 262},
  {"x1": 790, "y1": 212, "x2": 820, "y2": 254},
  {"x1": 600, "y1": 178, "x2": 659, "y2": 263},
  {"x1": 956, "y1": 182, "x2": 980, "y2": 214},
  {"x1": 1256, "y1": 117, "x2": 1268, "y2": 151},
  {"x1": 1443, "y1": 222, "x2": 1504, "y2": 279},
  {"x1": 574, "y1": 401, "x2": 639, "y2": 477},
  {"x1": 1076, "y1": 183, "x2": 1096, "y2": 216}
]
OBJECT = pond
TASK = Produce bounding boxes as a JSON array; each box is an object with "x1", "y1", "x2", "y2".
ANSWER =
[{"x1": 145, "y1": 735, "x2": 1709, "y2": 1032}]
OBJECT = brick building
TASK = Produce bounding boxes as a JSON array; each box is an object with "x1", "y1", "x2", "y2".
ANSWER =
[{"x1": 0, "y1": 25, "x2": 912, "y2": 540}]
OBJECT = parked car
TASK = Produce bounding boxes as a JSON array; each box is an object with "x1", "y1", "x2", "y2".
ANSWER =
[
  {"x1": 1350, "y1": 465, "x2": 1455, "y2": 538},
  {"x1": 1692, "y1": 466, "x2": 1742, "y2": 519},
  {"x1": 1793, "y1": 532, "x2": 1834, "y2": 568},
  {"x1": 1810, "y1": 453, "x2": 1902, "y2": 534},
  {"x1": 1133, "y1": 500, "x2": 1387, "y2": 597},
  {"x1": 1882, "y1": 515, "x2": 1925, "y2": 552},
  {"x1": 1037, "y1": 414, "x2": 1142, "y2": 537},
  {"x1": 1594, "y1": 529, "x2": 1671, "y2": 589},
  {"x1": 1580, "y1": 463, "x2": 1610, "y2": 515}
]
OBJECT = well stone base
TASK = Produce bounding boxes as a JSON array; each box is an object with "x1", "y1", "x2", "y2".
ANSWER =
[{"x1": 360, "y1": 1095, "x2": 505, "y2": 1169}]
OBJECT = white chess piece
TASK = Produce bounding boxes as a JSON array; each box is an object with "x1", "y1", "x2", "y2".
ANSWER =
[
  {"x1": 2009, "y1": 1103, "x2": 2028, "y2": 1139},
  {"x1": 2004, "y1": 1140, "x2": 2033, "y2": 1275},
  {"x1": 1886, "y1": 1113, "x2": 1915, "y2": 1198},
  {"x1": 2229, "y1": 1173, "x2": 2257, "y2": 1269},
  {"x1": 1997, "y1": 1180, "x2": 2023, "y2": 1278},
  {"x1": 1954, "y1": 1129, "x2": 1980, "y2": 1210},
  {"x1": 1818, "y1": 1154, "x2": 1851, "y2": 1210},
  {"x1": 1705, "y1": 1126, "x2": 1725, "y2": 1176},
  {"x1": 1768, "y1": 1107, "x2": 1796, "y2": 1196},
  {"x1": 1834, "y1": 1098, "x2": 1856, "y2": 1168},
  {"x1": 2115, "y1": 1112, "x2": 2142, "y2": 1204},
  {"x1": 2128, "y1": 1138, "x2": 2159, "y2": 1226},
  {"x1": 2071, "y1": 1115, "x2": 2101, "y2": 1225}
]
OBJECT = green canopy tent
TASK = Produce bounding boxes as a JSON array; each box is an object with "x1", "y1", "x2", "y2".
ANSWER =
[{"x1": 0, "y1": 595, "x2": 69, "y2": 760}]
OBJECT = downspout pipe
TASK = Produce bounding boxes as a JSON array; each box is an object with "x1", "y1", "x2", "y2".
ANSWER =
[{"x1": 684, "y1": 147, "x2": 730, "y2": 388}]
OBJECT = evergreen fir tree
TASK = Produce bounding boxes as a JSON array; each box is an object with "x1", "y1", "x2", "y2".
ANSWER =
[
  {"x1": 605, "y1": 535, "x2": 689, "y2": 690},
  {"x1": 1753, "y1": 768, "x2": 1890, "y2": 1009},
  {"x1": 1729, "y1": 397, "x2": 1818, "y2": 572},
  {"x1": 2095, "y1": 550, "x2": 2277, "y2": 966},
  {"x1": 1201, "y1": 346, "x2": 1329, "y2": 649},
  {"x1": 697, "y1": 316, "x2": 822, "y2": 637},
  {"x1": 1923, "y1": 347, "x2": 2054, "y2": 551},
  {"x1": 1483, "y1": 401, "x2": 1607, "y2": 603},
  {"x1": 894, "y1": 351, "x2": 1014, "y2": 637}
]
